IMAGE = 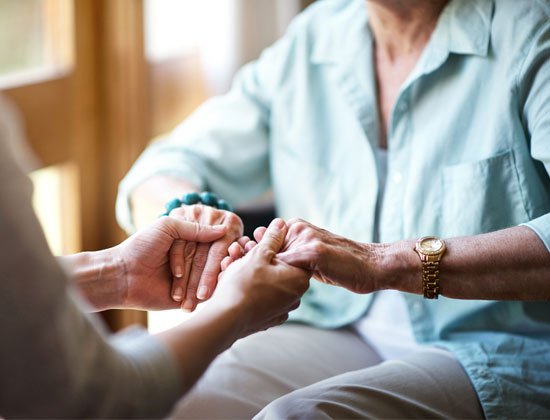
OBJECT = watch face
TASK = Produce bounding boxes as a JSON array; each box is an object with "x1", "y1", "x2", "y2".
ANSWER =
[{"x1": 418, "y1": 237, "x2": 445, "y2": 254}]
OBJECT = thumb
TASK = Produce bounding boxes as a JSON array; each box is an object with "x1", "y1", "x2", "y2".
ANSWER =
[
  {"x1": 166, "y1": 218, "x2": 227, "y2": 242},
  {"x1": 255, "y1": 218, "x2": 287, "y2": 261}
]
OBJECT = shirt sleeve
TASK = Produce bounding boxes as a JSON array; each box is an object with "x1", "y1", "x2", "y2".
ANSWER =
[
  {"x1": 116, "y1": 17, "x2": 303, "y2": 233},
  {"x1": 519, "y1": 19, "x2": 550, "y2": 252},
  {"x1": 0, "y1": 100, "x2": 183, "y2": 418}
]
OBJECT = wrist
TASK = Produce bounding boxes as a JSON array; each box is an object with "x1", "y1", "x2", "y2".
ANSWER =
[
  {"x1": 376, "y1": 240, "x2": 422, "y2": 294},
  {"x1": 66, "y1": 248, "x2": 127, "y2": 311},
  {"x1": 162, "y1": 191, "x2": 234, "y2": 217},
  {"x1": 196, "y1": 300, "x2": 248, "y2": 346}
]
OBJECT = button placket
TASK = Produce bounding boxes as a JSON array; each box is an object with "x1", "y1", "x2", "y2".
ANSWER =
[{"x1": 380, "y1": 93, "x2": 412, "y2": 242}]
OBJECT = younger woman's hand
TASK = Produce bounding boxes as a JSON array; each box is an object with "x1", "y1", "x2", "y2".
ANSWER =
[
  {"x1": 114, "y1": 217, "x2": 227, "y2": 310},
  {"x1": 205, "y1": 218, "x2": 311, "y2": 338}
]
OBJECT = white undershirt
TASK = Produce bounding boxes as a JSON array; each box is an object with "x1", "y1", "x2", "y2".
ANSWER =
[{"x1": 353, "y1": 148, "x2": 422, "y2": 360}]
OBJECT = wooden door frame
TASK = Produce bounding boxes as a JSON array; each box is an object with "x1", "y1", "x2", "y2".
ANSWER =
[{"x1": 3, "y1": 0, "x2": 150, "y2": 330}]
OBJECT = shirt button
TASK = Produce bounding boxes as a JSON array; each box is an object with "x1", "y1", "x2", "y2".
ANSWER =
[{"x1": 412, "y1": 301, "x2": 423, "y2": 314}]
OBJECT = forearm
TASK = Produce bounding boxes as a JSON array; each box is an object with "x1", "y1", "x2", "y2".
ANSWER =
[
  {"x1": 131, "y1": 175, "x2": 199, "y2": 230},
  {"x1": 381, "y1": 225, "x2": 550, "y2": 300},
  {"x1": 59, "y1": 249, "x2": 126, "y2": 311},
  {"x1": 155, "y1": 304, "x2": 243, "y2": 394}
]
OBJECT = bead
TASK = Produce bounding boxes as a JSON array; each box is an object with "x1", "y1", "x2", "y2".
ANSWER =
[
  {"x1": 182, "y1": 192, "x2": 201, "y2": 205},
  {"x1": 216, "y1": 199, "x2": 233, "y2": 211},
  {"x1": 200, "y1": 191, "x2": 219, "y2": 206},
  {"x1": 165, "y1": 198, "x2": 182, "y2": 214},
  {"x1": 160, "y1": 192, "x2": 233, "y2": 220}
]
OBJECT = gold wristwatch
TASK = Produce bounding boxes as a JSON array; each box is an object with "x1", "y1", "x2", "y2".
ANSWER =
[{"x1": 414, "y1": 236, "x2": 446, "y2": 299}]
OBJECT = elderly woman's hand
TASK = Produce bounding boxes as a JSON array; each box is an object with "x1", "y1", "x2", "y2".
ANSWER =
[
  {"x1": 247, "y1": 219, "x2": 388, "y2": 294},
  {"x1": 167, "y1": 205, "x2": 244, "y2": 311}
]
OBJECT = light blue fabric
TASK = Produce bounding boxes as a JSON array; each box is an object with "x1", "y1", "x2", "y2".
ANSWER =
[{"x1": 117, "y1": 0, "x2": 550, "y2": 417}]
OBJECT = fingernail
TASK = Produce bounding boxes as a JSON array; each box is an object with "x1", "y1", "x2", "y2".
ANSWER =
[
  {"x1": 272, "y1": 218, "x2": 285, "y2": 230},
  {"x1": 212, "y1": 225, "x2": 226, "y2": 232},
  {"x1": 182, "y1": 298, "x2": 194, "y2": 312},
  {"x1": 172, "y1": 287, "x2": 183, "y2": 302},
  {"x1": 174, "y1": 266, "x2": 183, "y2": 278},
  {"x1": 197, "y1": 285, "x2": 209, "y2": 300}
]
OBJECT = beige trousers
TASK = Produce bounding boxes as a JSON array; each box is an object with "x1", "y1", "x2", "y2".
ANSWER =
[{"x1": 170, "y1": 324, "x2": 484, "y2": 419}]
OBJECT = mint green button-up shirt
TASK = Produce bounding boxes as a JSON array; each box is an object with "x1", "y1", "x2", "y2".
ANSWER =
[{"x1": 118, "y1": 0, "x2": 550, "y2": 417}]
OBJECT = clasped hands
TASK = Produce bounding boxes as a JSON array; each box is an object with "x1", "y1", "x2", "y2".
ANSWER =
[{"x1": 108, "y1": 204, "x2": 386, "y2": 337}]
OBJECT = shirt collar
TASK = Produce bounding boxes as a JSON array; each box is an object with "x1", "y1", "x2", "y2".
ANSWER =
[
  {"x1": 438, "y1": 0, "x2": 494, "y2": 57},
  {"x1": 310, "y1": 0, "x2": 370, "y2": 65},
  {"x1": 310, "y1": 0, "x2": 494, "y2": 65}
]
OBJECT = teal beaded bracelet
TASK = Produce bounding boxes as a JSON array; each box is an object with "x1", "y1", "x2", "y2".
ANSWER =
[{"x1": 160, "y1": 191, "x2": 233, "y2": 217}]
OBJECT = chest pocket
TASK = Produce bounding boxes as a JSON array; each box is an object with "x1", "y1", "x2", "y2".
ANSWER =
[{"x1": 441, "y1": 150, "x2": 529, "y2": 237}]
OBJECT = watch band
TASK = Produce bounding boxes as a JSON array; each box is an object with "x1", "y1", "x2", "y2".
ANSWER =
[
  {"x1": 420, "y1": 258, "x2": 441, "y2": 299},
  {"x1": 414, "y1": 236, "x2": 446, "y2": 299}
]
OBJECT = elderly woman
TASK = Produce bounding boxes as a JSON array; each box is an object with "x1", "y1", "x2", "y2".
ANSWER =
[{"x1": 118, "y1": 0, "x2": 550, "y2": 418}]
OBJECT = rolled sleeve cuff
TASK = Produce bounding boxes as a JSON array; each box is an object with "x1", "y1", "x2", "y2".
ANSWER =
[{"x1": 521, "y1": 212, "x2": 550, "y2": 252}]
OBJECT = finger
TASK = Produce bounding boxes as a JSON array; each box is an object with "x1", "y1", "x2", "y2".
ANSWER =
[
  {"x1": 220, "y1": 255, "x2": 234, "y2": 271},
  {"x1": 167, "y1": 218, "x2": 226, "y2": 242},
  {"x1": 244, "y1": 240, "x2": 257, "y2": 253},
  {"x1": 253, "y1": 226, "x2": 267, "y2": 243},
  {"x1": 196, "y1": 239, "x2": 233, "y2": 300},
  {"x1": 276, "y1": 249, "x2": 317, "y2": 271},
  {"x1": 228, "y1": 242, "x2": 244, "y2": 259},
  {"x1": 180, "y1": 241, "x2": 199, "y2": 312},
  {"x1": 237, "y1": 236, "x2": 251, "y2": 247},
  {"x1": 254, "y1": 218, "x2": 287, "y2": 261},
  {"x1": 169, "y1": 240, "x2": 185, "y2": 279},
  {"x1": 171, "y1": 275, "x2": 186, "y2": 303},
  {"x1": 169, "y1": 240, "x2": 186, "y2": 302},
  {"x1": 195, "y1": 210, "x2": 243, "y2": 302}
]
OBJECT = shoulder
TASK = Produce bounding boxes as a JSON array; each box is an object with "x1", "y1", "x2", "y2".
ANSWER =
[
  {"x1": 250, "y1": 0, "x2": 363, "y2": 91},
  {"x1": 489, "y1": 1, "x2": 550, "y2": 80},
  {"x1": 491, "y1": 0, "x2": 550, "y2": 50}
]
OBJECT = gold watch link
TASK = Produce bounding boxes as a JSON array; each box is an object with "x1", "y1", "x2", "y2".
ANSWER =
[{"x1": 414, "y1": 236, "x2": 447, "y2": 299}]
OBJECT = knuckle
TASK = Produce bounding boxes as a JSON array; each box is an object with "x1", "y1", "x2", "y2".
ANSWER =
[
  {"x1": 238, "y1": 236, "x2": 250, "y2": 246},
  {"x1": 191, "y1": 205, "x2": 202, "y2": 219},
  {"x1": 287, "y1": 217, "x2": 302, "y2": 226},
  {"x1": 225, "y1": 213, "x2": 244, "y2": 229},
  {"x1": 310, "y1": 240, "x2": 325, "y2": 255},
  {"x1": 193, "y1": 222, "x2": 201, "y2": 238},
  {"x1": 183, "y1": 242, "x2": 197, "y2": 259},
  {"x1": 170, "y1": 207, "x2": 186, "y2": 218},
  {"x1": 264, "y1": 249, "x2": 276, "y2": 260},
  {"x1": 289, "y1": 219, "x2": 308, "y2": 235}
]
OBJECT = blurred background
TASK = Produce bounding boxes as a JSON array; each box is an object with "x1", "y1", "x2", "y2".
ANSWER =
[{"x1": 0, "y1": 0, "x2": 314, "y2": 331}]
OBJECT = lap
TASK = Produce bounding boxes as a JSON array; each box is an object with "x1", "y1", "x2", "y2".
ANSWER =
[
  {"x1": 255, "y1": 347, "x2": 484, "y2": 419},
  {"x1": 170, "y1": 324, "x2": 483, "y2": 419},
  {"x1": 170, "y1": 323, "x2": 381, "y2": 419}
]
